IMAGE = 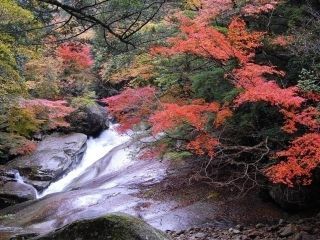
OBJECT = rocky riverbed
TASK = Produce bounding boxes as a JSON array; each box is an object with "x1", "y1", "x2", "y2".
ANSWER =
[
  {"x1": 1, "y1": 125, "x2": 319, "y2": 240},
  {"x1": 168, "y1": 215, "x2": 320, "y2": 240}
]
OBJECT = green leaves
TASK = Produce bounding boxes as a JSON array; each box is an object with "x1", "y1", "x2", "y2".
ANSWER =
[
  {"x1": 0, "y1": 0, "x2": 43, "y2": 160},
  {"x1": 0, "y1": 0, "x2": 34, "y2": 25},
  {"x1": 297, "y1": 68, "x2": 320, "y2": 94},
  {"x1": 7, "y1": 107, "x2": 40, "y2": 137}
]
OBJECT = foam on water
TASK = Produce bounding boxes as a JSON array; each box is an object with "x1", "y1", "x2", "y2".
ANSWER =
[{"x1": 40, "y1": 124, "x2": 131, "y2": 197}]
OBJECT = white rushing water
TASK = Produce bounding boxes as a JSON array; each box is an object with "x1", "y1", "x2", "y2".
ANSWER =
[
  {"x1": 40, "y1": 124, "x2": 132, "y2": 197},
  {"x1": 14, "y1": 171, "x2": 39, "y2": 198},
  {"x1": 14, "y1": 172, "x2": 25, "y2": 184}
]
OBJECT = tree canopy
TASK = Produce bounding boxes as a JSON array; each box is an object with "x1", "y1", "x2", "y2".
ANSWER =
[{"x1": 1, "y1": 0, "x2": 320, "y2": 194}]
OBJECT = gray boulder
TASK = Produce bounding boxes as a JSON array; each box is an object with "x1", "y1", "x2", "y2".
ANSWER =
[
  {"x1": 34, "y1": 213, "x2": 171, "y2": 240},
  {"x1": 6, "y1": 133, "x2": 87, "y2": 191},
  {"x1": 67, "y1": 103, "x2": 109, "y2": 136},
  {"x1": 0, "y1": 170, "x2": 37, "y2": 209}
]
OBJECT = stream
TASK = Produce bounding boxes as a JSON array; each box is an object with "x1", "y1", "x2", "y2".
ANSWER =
[
  {"x1": 40, "y1": 124, "x2": 132, "y2": 197},
  {"x1": 0, "y1": 124, "x2": 230, "y2": 239}
]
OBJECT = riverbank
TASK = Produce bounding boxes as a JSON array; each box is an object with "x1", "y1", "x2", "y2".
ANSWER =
[
  {"x1": 1, "y1": 128, "x2": 319, "y2": 240},
  {"x1": 137, "y1": 162, "x2": 320, "y2": 239},
  {"x1": 167, "y1": 215, "x2": 320, "y2": 240}
]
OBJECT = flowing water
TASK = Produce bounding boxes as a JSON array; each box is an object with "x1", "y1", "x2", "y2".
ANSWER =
[
  {"x1": 40, "y1": 124, "x2": 131, "y2": 197},
  {"x1": 0, "y1": 124, "x2": 234, "y2": 239},
  {"x1": 14, "y1": 172, "x2": 39, "y2": 199},
  {"x1": 0, "y1": 125, "x2": 177, "y2": 239}
]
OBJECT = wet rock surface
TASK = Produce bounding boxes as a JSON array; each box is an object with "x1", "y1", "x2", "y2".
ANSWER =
[
  {"x1": 0, "y1": 170, "x2": 37, "y2": 209},
  {"x1": 168, "y1": 216, "x2": 320, "y2": 240},
  {"x1": 5, "y1": 133, "x2": 87, "y2": 191},
  {"x1": 0, "y1": 156, "x2": 169, "y2": 240},
  {"x1": 33, "y1": 213, "x2": 171, "y2": 240},
  {"x1": 1, "y1": 129, "x2": 319, "y2": 240}
]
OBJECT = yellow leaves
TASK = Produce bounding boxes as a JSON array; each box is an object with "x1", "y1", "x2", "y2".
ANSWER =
[
  {"x1": 0, "y1": 0, "x2": 34, "y2": 24},
  {"x1": 0, "y1": 43, "x2": 16, "y2": 67},
  {"x1": 7, "y1": 107, "x2": 41, "y2": 137},
  {"x1": 159, "y1": 84, "x2": 192, "y2": 104},
  {"x1": 185, "y1": 0, "x2": 202, "y2": 10},
  {"x1": 108, "y1": 54, "x2": 155, "y2": 84}
]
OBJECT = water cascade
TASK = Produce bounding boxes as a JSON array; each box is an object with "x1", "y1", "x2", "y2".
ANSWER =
[{"x1": 40, "y1": 124, "x2": 131, "y2": 197}]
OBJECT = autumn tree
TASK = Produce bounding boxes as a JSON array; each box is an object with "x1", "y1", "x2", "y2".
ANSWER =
[
  {"x1": 101, "y1": 87, "x2": 157, "y2": 132},
  {"x1": 0, "y1": 0, "x2": 43, "y2": 161},
  {"x1": 104, "y1": 0, "x2": 320, "y2": 192},
  {"x1": 57, "y1": 43, "x2": 93, "y2": 70}
]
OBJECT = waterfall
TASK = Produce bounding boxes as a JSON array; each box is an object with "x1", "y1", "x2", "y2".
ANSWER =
[
  {"x1": 14, "y1": 171, "x2": 39, "y2": 198},
  {"x1": 14, "y1": 171, "x2": 25, "y2": 184},
  {"x1": 40, "y1": 124, "x2": 132, "y2": 197}
]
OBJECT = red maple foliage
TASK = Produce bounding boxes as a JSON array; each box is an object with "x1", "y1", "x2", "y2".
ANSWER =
[
  {"x1": 265, "y1": 133, "x2": 320, "y2": 187},
  {"x1": 186, "y1": 133, "x2": 219, "y2": 157},
  {"x1": 150, "y1": 17, "x2": 243, "y2": 63},
  {"x1": 106, "y1": 0, "x2": 319, "y2": 187},
  {"x1": 21, "y1": 99, "x2": 74, "y2": 129},
  {"x1": 233, "y1": 63, "x2": 304, "y2": 108},
  {"x1": 57, "y1": 42, "x2": 93, "y2": 69},
  {"x1": 195, "y1": 0, "x2": 234, "y2": 24},
  {"x1": 228, "y1": 17, "x2": 265, "y2": 57},
  {"x1": 149, "y1": 101, "x2": 220, "y2": 134},
  {"x1": 12, "y1": 140, "x2": 37, "y2": 156},
  {"x1": 102, "y1": 87, "x2": 156, "y2": 132},
  {"x1": 149, "y1": 101, "x2": 230, "y2": 157},
  {"x1": 214, "y1": 108, "x2": 233, "y2": 127},
  {"x1": 280, "y1": 107, "x2": 320, "y2": 134}
]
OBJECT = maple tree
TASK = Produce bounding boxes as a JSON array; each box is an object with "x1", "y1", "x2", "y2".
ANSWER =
[
  {"x1": 150, "y1": 101, "x2": 220, "y2": 134},
  {"x1": 105, "y1": 0, "x2": 320, "y2": 190},
  {"x1": 101, "y1": 87, "x2": 157, "y2": 132},
  {"x1": 265, "y1": 133, "x2": 320, "y2": 187},
  {"x1": 1, "y1": 0, "x2": 318, "y2": 199},
  {"x1": 57, "y1": 43, "x2": 93, "y2": 70},
  {"x1": 227, "y1": 18, "x2": 264, "y2": 57},
  {"x1": 150, "y1": 18, "x2": 241, "y2": 63},
  {"x1": 20, "y1": 99, "x2": 74, "y2": 130},
  {"x1": 149, "y1": 101, "x2": 225, "y2": 157},
  {"x1": 186, "y1": 133, "x2": 219, "y2": 158},
  {"x1": 233, "y1": 63, "x2": 304, "y2": 109}
]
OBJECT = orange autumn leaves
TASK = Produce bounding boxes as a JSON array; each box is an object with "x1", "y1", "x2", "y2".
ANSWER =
[
  {"x1": 150, "y1": 101, "x2": 220, "y2": 134},
  {"x1": 150, "y1": 17, "x2": 263, "y2": 64},
  {"x1": 101, "y1": 87, "x2": 156, "y2": 133},
  {"x1": 150, "y1": 19, "x2": 238, "y2": 62},
  {"x1": 228, "y1": 18, "x2": 264, "y2": 57},
  {"x1": 150, "y1": 101, "x2": 232, "y2": 157},
  {"x1": 105, "y1": 0, "x2": 319, "y2": 188},
  {"x1": 103, "y1": 88, "x2": 232, "y2": 157},
  {"x1": 265, "y1": 133, "x2": 320, "y2": 187}
]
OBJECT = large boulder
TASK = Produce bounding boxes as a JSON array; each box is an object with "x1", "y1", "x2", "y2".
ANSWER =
[
  {"x1": 6, "y1": 133, "x2": 87, "y2": 191},
  {"x1": 0, "y1": 169, "x2": 37, "y2": 209},
  {"x1": 34, "y1": 213, "x2": 171, "y2": 240},
  {"x1": 268, "y1": 183, "x2": 320, "y2": 210},
  {"x1": 66, "y1": 103, "x2": 109, "y2": 136}
]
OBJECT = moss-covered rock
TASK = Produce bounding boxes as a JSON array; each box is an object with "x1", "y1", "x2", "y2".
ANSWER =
[{"x1": 34, "y1": 213, "x2": 171, "y2": 240}]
